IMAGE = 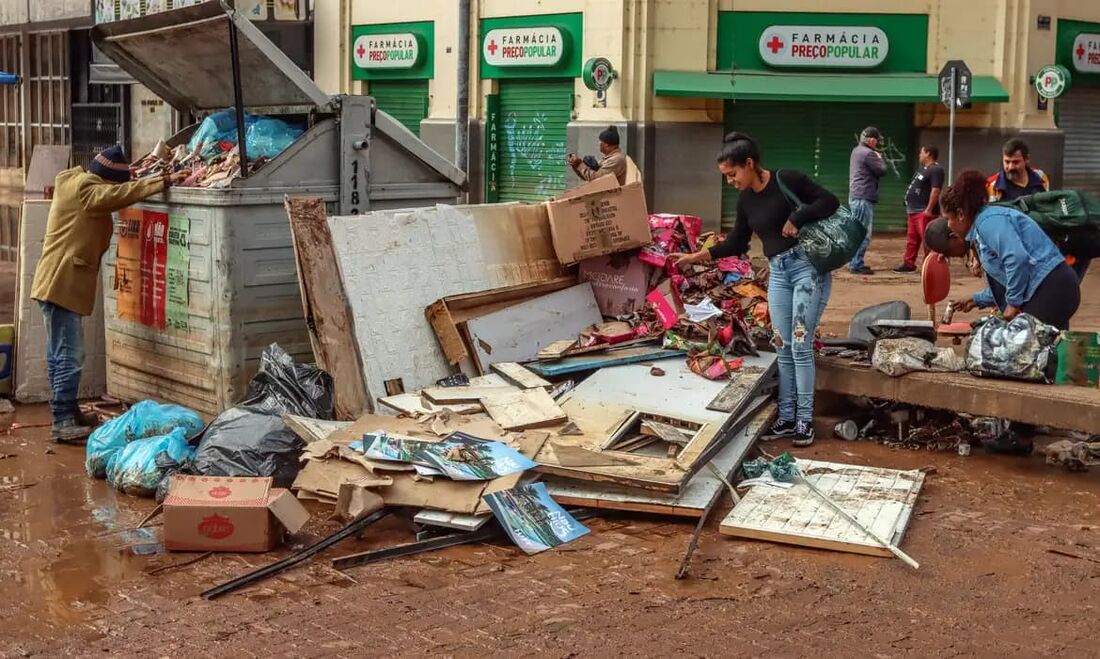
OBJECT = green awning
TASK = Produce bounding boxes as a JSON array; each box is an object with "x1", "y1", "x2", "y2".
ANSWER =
[{"x1": 653, "y1": 70, "x2": 1009, "y2": 103}]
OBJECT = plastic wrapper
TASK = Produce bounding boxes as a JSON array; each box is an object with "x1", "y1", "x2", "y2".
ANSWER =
[
  {"x1": 192, "y1": 344, "x2": 334, "y2": 487},
  {"x1": 105, "y1": 428, "x2": 194, "y2": 497},
  {"x1": 245, "y1": 117, "x2": 305, "y2": 159},
  {"x1": 966, "y1": 313, "x2": 1061, "y2": 383},
  {"x1": 84, "y1": 400, "x2": 205, "y2": 478},
  {"x1": 872, "y1": 337, "x2": 966, "y2": 377}
]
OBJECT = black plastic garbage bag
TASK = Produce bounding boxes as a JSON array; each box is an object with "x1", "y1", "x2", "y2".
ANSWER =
[{"x1": 192, "y1": 344, "x2": 335, "y2": 487}]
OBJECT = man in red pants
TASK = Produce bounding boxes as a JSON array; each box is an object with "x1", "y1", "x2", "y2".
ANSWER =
[{"x1": 894, "y1": 145, "x2": 944, "y2": 273}]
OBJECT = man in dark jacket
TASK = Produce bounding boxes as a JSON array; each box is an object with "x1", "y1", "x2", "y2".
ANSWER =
[{"x1": 847, "y1": 126, "x2": 888, "y2": 275}]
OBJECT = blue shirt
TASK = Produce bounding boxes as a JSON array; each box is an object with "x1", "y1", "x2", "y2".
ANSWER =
[{"x1": 970, "y1": 205, "x2": 1064, "y2": 309}]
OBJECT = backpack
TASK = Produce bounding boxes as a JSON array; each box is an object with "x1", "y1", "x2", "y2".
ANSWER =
[{"x1": 992, "y1": 190, "x2": 1100, "y2": 259}]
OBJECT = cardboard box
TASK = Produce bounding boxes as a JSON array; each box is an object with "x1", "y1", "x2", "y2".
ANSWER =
[
  {"x1": 163, "y1": 476, "x2": 310, "y2": 552},
  {"x1": 578, "y1": 253, "x2": 652, "y2": 316},
  {"x1": 546, "y1": 180, "x2": 651, "y2": 265}
]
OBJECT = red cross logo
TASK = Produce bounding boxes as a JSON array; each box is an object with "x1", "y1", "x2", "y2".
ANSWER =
[
  {"x1": 487, "y1": 39, "x2": 498, "y2": 55},
  {"x1": 766, "y1": 36, "x2": 785, "y2": 54},
  {"x1": 357, "y1": 43, "x2": 366, "y2": 59},
  {"x1": 1078, "y1": 44, "x2": 1086, "y2": 60}
]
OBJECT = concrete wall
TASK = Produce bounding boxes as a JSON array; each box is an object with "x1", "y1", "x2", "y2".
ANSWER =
[
  {"x1": 130, "y1": 85, "x2": 174, "y2": 162},
  {"x1": 29, "y1": 0, "x2": 89, "y2": 23}
]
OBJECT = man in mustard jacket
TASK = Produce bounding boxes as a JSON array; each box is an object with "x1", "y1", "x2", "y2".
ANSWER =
[{"x1": 31, "y1": 145, "x2": 187, "y2": 442}]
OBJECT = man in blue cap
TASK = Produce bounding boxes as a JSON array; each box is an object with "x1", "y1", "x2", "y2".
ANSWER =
[{"x1": 31, "y1": 145, "x2": 188, "y2": 442}]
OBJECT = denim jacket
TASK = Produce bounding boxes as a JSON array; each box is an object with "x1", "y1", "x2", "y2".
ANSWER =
[{"x1": 970, "y1": 205, "x2": 1063, "y2": 309}]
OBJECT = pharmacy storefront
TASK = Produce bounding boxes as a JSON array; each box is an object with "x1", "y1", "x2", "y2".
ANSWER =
[
  {"x1": 481, "y1": 13, "x2": 582, "y2": 203},
  {"x1": 654, "y1": 11, "x2": 1008, "y2": 231},
  {"x1": 351, "y1": 21, "x2": 434, "y2": 137},
  {"x1": 1056, "y1": 20, "x2": 1100, "y2": 197}
]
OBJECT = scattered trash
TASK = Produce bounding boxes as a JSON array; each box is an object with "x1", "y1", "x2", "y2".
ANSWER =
[
  {"x1": 872, "y1": 337, "x2": 965, "y2": 377},
  {"x1": 85, "y1": 400, "x2": 205, "y2": 479},
  {"x1": 361, "y1": 430, "x2": 537, "y2": 481},
  {"x1": 0, "y1": 399, "x2": 13, "y2": 414},
  {"x1": 1042, "y1": 439, "x2": 1100, "y2": 471},
  {"x1": 650, "y1": 366, "x2": 666, "y2": 377},
  {"x1": 834, "y1": 420, "x2": 859, "y2": 441}
]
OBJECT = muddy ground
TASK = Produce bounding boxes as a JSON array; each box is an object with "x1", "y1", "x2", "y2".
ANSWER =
[{"x1": 2, "y1": 236, "x2": 1100, "y2": 657}]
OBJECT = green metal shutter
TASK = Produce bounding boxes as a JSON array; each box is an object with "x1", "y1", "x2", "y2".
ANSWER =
[
  {"x1": 721, "y1": 101, "x2": 913, "y2": 232},
  {"x1": 369, "y1": 79, "x2": 429, "y2": 137},
  {"x1": 497, "y1": 79, "x2": 573, "y2": 202},
  {"x1": 815, "y1": 103, "x2": 913, "y2": 232},
  {"x1": 721, "y1": 101, "x2": 818, "y2": 230},
  {"x1": 1058, "y1": 88, "x2": 1100, "y2": 198}
]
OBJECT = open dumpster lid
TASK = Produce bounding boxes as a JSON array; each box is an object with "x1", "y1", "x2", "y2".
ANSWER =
[{"x1": 91, "y1": 0, "x2": 331, "y2": 114}]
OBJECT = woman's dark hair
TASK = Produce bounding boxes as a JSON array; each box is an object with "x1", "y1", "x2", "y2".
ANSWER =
[
  {"x1": 939, "y1": 169, "x2": 987, "y2": 220},
  {"x1": 717, "y1": 131, "x2": 761, "y2": 168}
]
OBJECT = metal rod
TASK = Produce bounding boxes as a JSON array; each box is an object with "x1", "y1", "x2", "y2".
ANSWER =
[
  {"x1": 201, "y1": 509, "x2": 391, "y2": 600},
  {"x1": 947, "y1": 66, "x2": 956, "y2": 182},
  {"x1": 455, "y1": 0, "x2": 470, "y2": 176},
  {"x1": 227, "y1": 7, "x2": 249, "y2": 178},
  {"x1": 333, "y1": 522, "x2": 502, "y2": 570}
]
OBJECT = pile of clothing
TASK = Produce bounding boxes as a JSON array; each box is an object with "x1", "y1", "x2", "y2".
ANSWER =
[{"x1": 131, "y1": 108, "x2": 302, "y2": 189}]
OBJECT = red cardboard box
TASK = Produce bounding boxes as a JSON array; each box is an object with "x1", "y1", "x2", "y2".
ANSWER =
[{"x1": 163, "y1": 475, "x2": 309, "y2": 552}]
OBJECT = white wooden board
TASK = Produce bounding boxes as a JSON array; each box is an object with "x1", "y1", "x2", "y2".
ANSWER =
[
  {"x1": 491, "y1": 362, "x2": 552, "y2": 389},
  {"x1": 720, "y1": 459, "x2": 925, "y2": 557},
  {"x1": 465, "y1": 283, "x2": 602, "y2": 371},
  {"x1": 545, "y1": 402, "x2": 773, "y2": 517},
  {"x1": 378, "y1": 393, "x2": 482, "y2": 416},
  {"x1": 414, "y1": 509, "x2": 492, "y2": 532},
  {"x1": 480, "y1": 388, "x2": 567, "y2": 430}
]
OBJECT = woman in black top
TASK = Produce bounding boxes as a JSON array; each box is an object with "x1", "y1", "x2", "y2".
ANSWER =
[{"x1": 673, "y1": 133, "x2": 839, "y2": 446}]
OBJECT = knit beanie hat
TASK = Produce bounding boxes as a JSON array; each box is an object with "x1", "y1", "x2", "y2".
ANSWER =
[
  {"x1": 598, "y1": 125, "x2": 620, "y2": 146},
  {"x1": 860, "y1": 126, "x2": 882, "y2": 145},
  {"x1": 89, "y1": 145, "x2": 131, "y2": 183}
]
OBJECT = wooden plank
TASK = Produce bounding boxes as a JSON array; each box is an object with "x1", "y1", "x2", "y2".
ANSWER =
[
  {"x1": 525, "y1": 346, "x2": 688, "y2": 377},
  {"x1": 533, "y1": 355, "x2": 775, "y2": 493},
  {"x1": 286, "y1": 197, "x2": 371, "y2": 419},
  {"x1": 377, "y1": 393, "x2": 482, "y2": 416},
  {"x1": 546, "y1": 402, "x2": 774, "y2": 518},
  {"x1": 707, "y1": 374, "x2": 756, "y2": 413},
  {"x1": 641, "y1": 419, "x2": 692, "y2": 445},
  {"x1": 491, "y1": 362, "x2": 552, "y2": 390},
  {"x1": 427, "y1": 276, "x2": 578, "y2": 366},
  {"x1": 816, "y1": 355, "x2": 1100, "y2": 434},
  {"x1": 413, "y1": 509, "x2": 492, "y2": 532},
  {"x1": 480, "y1": 388, "x2": 568, "y2": 431},
  {"x1": 421, "y1": 385, "x2": 517, "y2": 404},
  {"x1": 719, "y1": 459, "x2": 925, "y2": 557},
  {"x1": 538, "y1": 340, "x2": 576, "y2": 361},
  {"x1": 550, "y1": 442, "x2": 638, "y2": 467},
  {"x1": 465, "y1": 283, "x2": 602, "y2": 371}
]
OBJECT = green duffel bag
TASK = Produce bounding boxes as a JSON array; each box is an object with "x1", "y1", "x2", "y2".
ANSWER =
[
  {"x1": 993, "y1": 189, "x2": 1100, "y2": 260},
  {"x1": 775, "y1": 170, "x2": 867, "y2": 274}
]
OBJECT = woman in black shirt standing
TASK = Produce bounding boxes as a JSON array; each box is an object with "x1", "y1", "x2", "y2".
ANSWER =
[{"x1": 673, "y1": 133, "x2": 839, "y2": 446}]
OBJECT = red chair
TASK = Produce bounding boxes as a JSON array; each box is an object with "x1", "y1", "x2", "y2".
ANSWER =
[{"x1": 922, "y1": 252, "x2": 972, "y2": 343}]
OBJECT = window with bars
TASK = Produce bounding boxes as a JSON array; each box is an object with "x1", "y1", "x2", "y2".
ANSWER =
[
  {"x1": 26, "y1": 31, "x2": 70, "y2": 165},
  {"x1": 0, "y1": 34, "x2": 21, "y2": 169}
]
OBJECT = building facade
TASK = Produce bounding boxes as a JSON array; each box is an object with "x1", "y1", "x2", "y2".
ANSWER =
[{"x1": 317, "y1": 0, "x2": 1100, "y2": 231}]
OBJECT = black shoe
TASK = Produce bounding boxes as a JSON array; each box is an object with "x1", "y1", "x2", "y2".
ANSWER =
[
  {"x1": 763, "y1": 419, "x2": 797, "y2": 441},
  {"x1": 850, "y1": 266, "x2": 875, "y2": 275},
  {"x1": 50, "y1": 419, "x2": 92, "y2": 444},
  {"x1": 792, "y1": 420, "x2": 816, "y2": 447},
  {"x1": 893, "y1": 264, "x2": 916, "y2": 273}
]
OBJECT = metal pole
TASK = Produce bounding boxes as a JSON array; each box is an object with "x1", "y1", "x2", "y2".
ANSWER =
[
  {"x1": 455, "y1": 0, "x2": 471, "y2": 175},
  {"x1": 947, "y1": 66, "x2": 957, "y2": 182},
  {"x1": 227, "y1": 9, "x2": 249, "y2": 178}
]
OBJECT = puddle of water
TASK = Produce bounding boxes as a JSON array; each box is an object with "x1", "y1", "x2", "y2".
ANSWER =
[{"x1": 0, "y1": 406, "x2": 164, "y2": 629}]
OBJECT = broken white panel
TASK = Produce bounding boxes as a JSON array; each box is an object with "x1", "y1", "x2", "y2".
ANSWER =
[{"x1": 328, "y1": 204, "x2": 561, "y2": 409}]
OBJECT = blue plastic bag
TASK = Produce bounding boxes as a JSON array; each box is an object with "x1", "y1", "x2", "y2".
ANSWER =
[
  {"x1": 245, "y1": 117, "x2": 304, "y2": 160},
  {"x1": 85, "y1": 400, "x2": 205, "y2": 478},
  {"x1": 106, "y1": 428, "x2": 195, "y2": 497}
]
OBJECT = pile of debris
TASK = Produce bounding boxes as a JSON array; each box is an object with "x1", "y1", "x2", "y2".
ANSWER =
[{"x1": 130, "y1": 108, "x2": 301, "y2": 188}]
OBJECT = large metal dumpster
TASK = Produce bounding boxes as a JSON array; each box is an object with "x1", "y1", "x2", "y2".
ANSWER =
[{"x1": 92, "y1": 2, "x2": 465, "y2": 416}]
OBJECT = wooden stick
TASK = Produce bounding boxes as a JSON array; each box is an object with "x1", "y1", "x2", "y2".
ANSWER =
[
  {"x1": 706, "y1": 462, "x2": 741, "y2": 504},
  {"x1": 797, "y1": 472, "x2": 920, "y2": 570}
]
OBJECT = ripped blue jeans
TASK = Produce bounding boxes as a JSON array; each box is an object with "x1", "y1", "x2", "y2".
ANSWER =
[{"x1": 768, "y1": 246, "x2": 832, "y2": 424}]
